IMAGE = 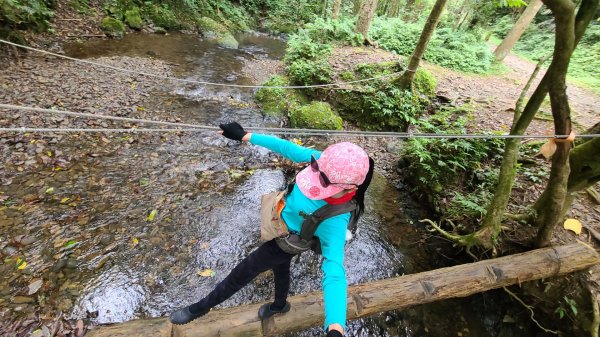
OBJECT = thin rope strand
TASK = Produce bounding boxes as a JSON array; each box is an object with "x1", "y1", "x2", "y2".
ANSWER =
[
  {"x1": 2, "y1": 103, "x2": 597, "y2": 139},
  {"x1": 0, "y1": 39, "x2": 402, "y2": 89}
]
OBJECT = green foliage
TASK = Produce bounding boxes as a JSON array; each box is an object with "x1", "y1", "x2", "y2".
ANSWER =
[
  {"x1": 255, "y1": 75, "x2": 307, "y2": 117},
  {"x1": 370, "y1": 18, "x2": 494, "y2": 73},
  {"x1": 284, "y1": 32, "x2": 332, "y2": 63},
  {"x1": 413, "y1": 68, "x2": 437, "y2": 98},
  {"x1": 100, "y1": 16, "x2": 125, "y2": 38},
  {"x1": 0, "y1": 0, "x2": 54, "y2": 34},
  {"x1": 492, "y1": 16, "x2": 600, "y2": 93},
  {"x1": 287, "y1": 59, "x2": 334, "y2": 86},
  {"x1": 332, "y1": 63, "x2": 435, "y2": 131},
  {"x1": 146, "y1": 3, "x2": 180, "y2": 30},
  {"x1": 288, "y1": 101, "x2": 343, "y2": 130},
  {"x1": 401, "y1": 105, "x2": 504, "y2": 208},
  {"x1": 124, "y1": 7, "x2": 142, "y2": 30},
  {"x1": 241, "y1": 0, "x2": 321, "y2": 33},
  {"x1": 300, "y1": 16, "x2": 363, "y2": 46},
  {"x1": 284, "y1": 32, "x2": 334, "y2": 86},
  {"x1": 196, "y1": 16, "x2": 229, "y2": 37},
  {"x1": 69, "y1": 0, "x2": 89, "y2": 14}
]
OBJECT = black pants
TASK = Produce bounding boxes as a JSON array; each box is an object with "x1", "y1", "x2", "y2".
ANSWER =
[{"x1": 189, "y1": 239, "x2": 296, "y2": 314}]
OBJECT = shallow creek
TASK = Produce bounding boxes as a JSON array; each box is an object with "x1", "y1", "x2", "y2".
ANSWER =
[{"x1": 0, "y1": 33, "x2": 536, "y2": 337}]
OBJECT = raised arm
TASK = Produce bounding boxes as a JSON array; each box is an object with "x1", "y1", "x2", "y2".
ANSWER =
[
  {"x1": 219, "y1": 122, "x2": 320, "y2": 163},
  {"x1": 248, "y1": 133, "x2": 320, "y2": 163}
]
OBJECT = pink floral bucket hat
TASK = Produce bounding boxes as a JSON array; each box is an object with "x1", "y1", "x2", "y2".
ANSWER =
[{"x1": 296, "y1": 142, "x2": 370, "y2": 200}]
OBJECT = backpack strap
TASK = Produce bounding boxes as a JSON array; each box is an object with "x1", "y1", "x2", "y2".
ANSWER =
[{"x1": 299, "y1": 200, "x2": 358, "y2": 242}]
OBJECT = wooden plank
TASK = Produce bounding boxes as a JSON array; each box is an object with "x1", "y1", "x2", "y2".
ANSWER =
[
  {"x1": 88, "y1": 242, "x2": 600, "y2": 337},
  {"x1": 86, "y1": 317, "x2": 171, "y2": 337}
]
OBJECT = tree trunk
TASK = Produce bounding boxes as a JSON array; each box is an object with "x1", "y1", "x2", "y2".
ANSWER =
[
  {"x1": 533, "y1": 0, "x2": 577, "y2": 248},
  {"x1": 494, "y1": 0, "x2": 544, "y2": 62},
  {"x1": 476, "y1": 0, "x2": 598, "y2": 249},
  {"x1": 87, "y1": 243, "x2": 600, "y2": 337},
  {"x1": 386, "y1": 0, "x2": 400, "y2": 17},
  {"x1": 333, "y1": 0, "x2": 343, "y2": 19},
  {"x1": 355, "y1": 0, "x2": 378, "y2": 42},
  {"x1": 353, "y1": 0, "x2": 362, "y2": 15},
  {"x1": 396, "y1": 0, "x2": 447, "y2": 87},
  {"x1": 558, "y1": 122, "x2": 600, "y2": 221},
  {"x1": 322, "y1": 0, "x2": 329, "y2": 18}
]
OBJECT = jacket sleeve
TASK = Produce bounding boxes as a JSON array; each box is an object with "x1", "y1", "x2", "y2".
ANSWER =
[
  {"x1": 249, "y1": 133, "x2": 321, "y2": 163},
  {"x1": 316, "y1": 215, "x2": 350, "y2": 331}
]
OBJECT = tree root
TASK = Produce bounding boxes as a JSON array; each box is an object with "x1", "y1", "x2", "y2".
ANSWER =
[
  {"x1": 589, "y1": 284, "x2": 599, "y2": 337},
  {"x1": 502, "y1": 287, "x2": 559, "y2": 335},
  {"x1": 419, "y1": 219, "x2": 484, "y2": 259}
]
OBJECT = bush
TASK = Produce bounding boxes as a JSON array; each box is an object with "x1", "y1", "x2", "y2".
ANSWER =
[
  {"x1": 284, "y1": 31, "x2": 334, "y2": 86},
  {"x1": 255, "y1": 75, "x2": 308, "y2": 116},
  {"x1": 284, "y1": 32, "x2": 332, "y2": 63},
  {"x1": 401, "y1": 105, "x2": 504, "y2": 206},
  {"x1": 370, "y1": 18, "x2": 493, "y2": 73},
  {"x1": 301, "y1": 17, "x2": 363, "y2": 46},
  {"x1": 289, "y1": 101, "x2": 343, "y2": 130},
  {"x1": 0, "y1": 0, "x2": 54, "y2": 34},
  {"x1": 146, "y1": 4, "x2": 180, "y2": 30},
  {"x1": 332, "y1": 63, "x2": 436, "y2": 131},
  {"x1": 124, "y1": 7, "x2": 142, "y2": 30},
  {"x1": 287, "y1": 59, "x2": 334, "y2": 86},
  {"x1": 100, "y1": 16, "x2": 125, "y2": 38}
]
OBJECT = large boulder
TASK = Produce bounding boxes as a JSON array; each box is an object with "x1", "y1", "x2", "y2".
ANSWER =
[
  {"x1": 124, "y1": 8, "x2": 143, "y2": 30},
  {"x1": 100, "y1": 17, "x2": 125, "y2": 38},
  {"x1": 289, "y1": 101, "x2": 343, "y2": 130},
  {"x1": 196, "y1": 17, "x2": 238, "y2": 49}
]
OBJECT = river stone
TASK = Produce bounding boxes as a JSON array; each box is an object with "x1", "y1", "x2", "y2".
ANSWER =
[
  {"x1": 57, "y1": 297, "x2": 73, "y2": 312},
  {"x1": 12, "y1": 296, "x2": 35, "y2": 304}
]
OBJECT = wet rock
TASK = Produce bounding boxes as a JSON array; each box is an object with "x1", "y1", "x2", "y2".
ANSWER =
[
  {"x1": 66, "y1": 259, "x2": 78, "y2": 269},
  {"x1": 98, "y1": 234, "x2": 113, "y2": 246},
  {"x1": 0, "y1": 218, "x2": 15, "y2": 227},
  {"x1": 12, "y1": 296, "x2": 35, "y2": 304},
  {"x1": 57, "y1": 297, "x2": 73, "y2": 312},
  {"x1": 2, "y1": 245, "x2": 18, "y2": 255},
  {"x1": 52, "y1": 259, "x2": 67, "y2": 271}
]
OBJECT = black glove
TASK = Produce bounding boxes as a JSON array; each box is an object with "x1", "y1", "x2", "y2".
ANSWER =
[
  {"x1": 219, "y1": 122, "x2": 247, "y2": 141},
  {"x1": 326, "y1": 330, "x2": 343, "y2": 337}
]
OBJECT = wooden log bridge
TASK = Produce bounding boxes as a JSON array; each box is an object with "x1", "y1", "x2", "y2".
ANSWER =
[{"x1": 86, "y1": 242, "x2": 599, "y2": 337}]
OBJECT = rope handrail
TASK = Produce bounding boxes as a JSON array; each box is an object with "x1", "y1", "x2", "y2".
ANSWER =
[
  {"x1": 2, "y1": 103, "x2": 597, "y2": 139},
  {"x1": 0, "y1": 39, "x2": 402, "y2": 89}
]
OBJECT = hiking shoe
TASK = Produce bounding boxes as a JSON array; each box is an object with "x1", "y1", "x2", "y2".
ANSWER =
[
  {"x1": 258, "y1": 302, "x2": 291, "y2": 320},
  {"x1": 169, "y1": 306, "x2": 208, "y2": 325}
]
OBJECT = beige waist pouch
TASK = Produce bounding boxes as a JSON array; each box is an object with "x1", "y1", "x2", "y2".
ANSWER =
[{"x1": 259, "y1": 190, "x2": 289, "y2": 241}]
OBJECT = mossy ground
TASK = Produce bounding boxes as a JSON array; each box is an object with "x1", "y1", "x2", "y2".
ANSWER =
[
  {"x1": 100, "y1": 17, "x2": 125, "y2": 38},
  {"x1": 289, "y1": 101, "x2": 342, "y2": 130}
]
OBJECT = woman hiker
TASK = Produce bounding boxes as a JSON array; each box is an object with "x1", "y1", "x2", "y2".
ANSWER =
[{"x1": 169, "y1": 122, "x2": 374, "y2": 337}]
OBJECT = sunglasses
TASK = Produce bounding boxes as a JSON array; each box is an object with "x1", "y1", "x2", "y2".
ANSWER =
[{"x1": 310, "y1": 155, "x2": 357, "y2": 188}]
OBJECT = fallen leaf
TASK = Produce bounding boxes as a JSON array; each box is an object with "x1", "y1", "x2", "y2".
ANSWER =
[
  {"x1": 47, "y1": 151, "x2": 52, "y2": 157},
  {"x1": 60, "y1": 197, "x2": 70, "y2": 204},
  {"x1": 197, "y1": 269, "x2": 216, "y2": 277},
  {"x1": 539, "y1": 140, "x2": 557, "y2": 159},
  {"x1": 64, "y1": 240, "x2": 78, "y2": 248},
  {"x1": 28, "y1": 279, "x2": 44, "y2": 295},
  {"x1": 16, "y1": 257, "x2": 27, "y2": 270},
  {"x1": 76, "y1": 319, "x2": 85, "y2": 337},
  {"x1": 45, "y1": 187, "x2": 54, "y2": 194},
  {"x1": 148, "y1": 209, "x2": 157, "y2": 221},
  {"x1": 564, "y1": 218, "x2": 582, "y2": 235},
  {"x1": 132, "y1": 238, "x2": 139, "y2": 246}
]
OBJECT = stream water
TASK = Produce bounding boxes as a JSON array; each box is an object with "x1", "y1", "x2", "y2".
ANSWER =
[{"x1": 0, "y1": 33, "x2": 539, "y2": 337}]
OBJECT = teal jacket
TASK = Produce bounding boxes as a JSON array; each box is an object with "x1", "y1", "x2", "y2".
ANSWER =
[{"x1": 250, "y1": 133, "x2": 350, "y2": 330}]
